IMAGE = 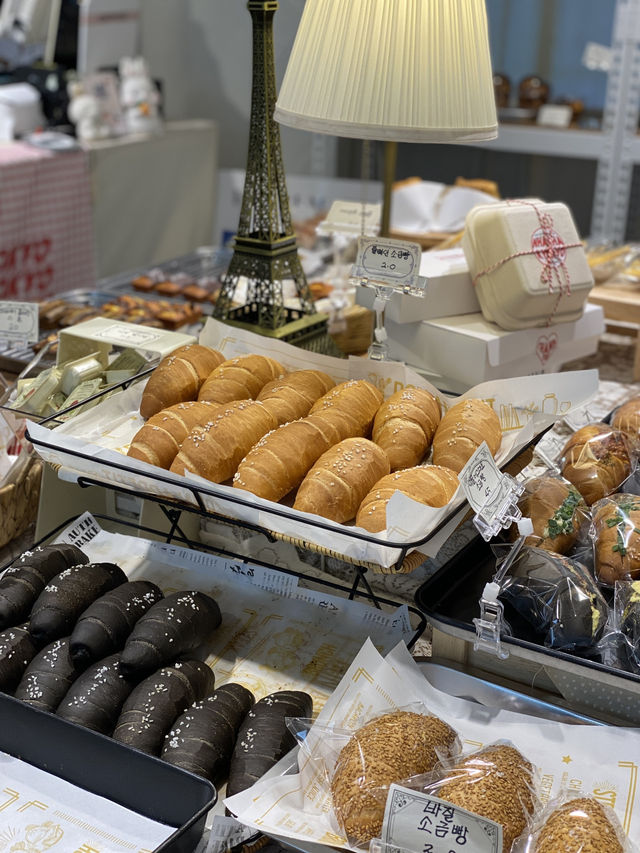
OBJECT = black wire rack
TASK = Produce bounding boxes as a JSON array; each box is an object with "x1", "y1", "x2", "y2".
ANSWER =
[{"x1": 5, "y1": 512, "x2": 427, "y2": 649}]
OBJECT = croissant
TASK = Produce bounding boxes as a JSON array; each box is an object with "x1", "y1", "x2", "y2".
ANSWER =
[
  {"x1": 561, "y1": 423, "x2": 632, "y2": 505},
  {"x1": 197, "y1": 354, "x2": 285, "y2": 405},
  {"x1": 257, "y1": 369, "x2": 335, "y2": 425},
  {"x1": 233, "y1": 407, "x2": 365, "y2": 503},
  {"x1": 356, "y1": 465, "x2": 459, "y2": 532},
  {"x1": 372, "y1": 386, "x2": 441, "y2": 471},
  {"x1": 127, "y1": 401, "x2": 221, "y2": 469},
  {"x1": 432, "y1": 398, "x2": 502, "y2": 473},
  {"x1": 170, "y1": 400, "x2": 277, "y2": 483},
  {"x1": 294, "y1": 438, "x2": 390, "y2": 523},
  {"x1": 14, "y1": 637, "x2": 80, "y2": 711},
  {"x1": 309, "y1": 379, "x2": 383, "y2": 434},
  {"x1": 140, "y1": 344, "x2": 225, "y2": 419},
  {"x1": 57, "y1": 653, "x2": 136, "y2": 734}
]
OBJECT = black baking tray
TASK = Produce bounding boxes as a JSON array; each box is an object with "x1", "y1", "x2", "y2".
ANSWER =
[
  {"x1": 0, "y1": 691, "x2": 216, "y2": 853},
  {"x1": 414, "y1": 534, "x2": 640, "y2": 688}
]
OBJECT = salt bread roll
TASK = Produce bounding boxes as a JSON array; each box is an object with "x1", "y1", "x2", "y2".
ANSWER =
[
  {"x1": 197, "y1": 354, "x2": 285, "y2": 405},
  {"x1": 127, "y1": 401, "x2": 220, "y2": 469},
  {"x1": 356, "y1": 465, "x2": 459, "y2": 533},
  {"x1": 436, "y1": 744, "x2": 534, "y2": 853},
  {"x1": 294, "y1": 438, "x2": 390, "y2": 523},
  {"x1": 140, "y1": 344, "x2": 225, "y2": 419},
  {"x1": 432, "y1": 398, "x2": 501, "y2": 473},
  {"x1": 561, "y1": 423, "x2": 632, "y2": 506},
  {"x1": 331, "y1": 711, "x2": 458, "y2": 844},
  {"x1": 170, "y1": 400, "x2": 277, "y2": 483},
  {"x1": 309, "y1": 379, "x2": 383, "y2": 434},
  {"x1": 234, "y1": 408, "x2": 365, "y2": 503},
  {"x1": 533, "y1": 797, "x2": 624, "y2": 853},
  {"x1": 372, "y1": 386, "x2": 441, "y2": 471},
  {"x1": 257, "y1": 369, "x2": 335, "y2": 425}
]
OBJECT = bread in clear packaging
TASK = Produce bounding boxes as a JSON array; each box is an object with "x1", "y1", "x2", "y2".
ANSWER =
[
  {"x1": 592, "y1": 493, "x2": 640, "y2": 585},
  {"x1": 561, "y1": 423, "x2": 633, "y2": 506},
  {"x1": 509, "y1": 474, "x2": 588, "y2": 554},
  {"x1": 523, "y1": 793, "x2": 626, "y2": 852}
]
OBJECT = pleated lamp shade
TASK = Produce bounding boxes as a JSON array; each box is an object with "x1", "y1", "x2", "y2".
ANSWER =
[{"x1": 274, "y1": 0, "x2": 498, "y2": 143}]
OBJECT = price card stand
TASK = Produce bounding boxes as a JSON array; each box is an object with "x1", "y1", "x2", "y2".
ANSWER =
[
  {"x1": 349, "y1": 236, "x2": 425, "y2": 361},
  {"x1": 0, "y1": 301, "x2": 39, "y2": 357}
]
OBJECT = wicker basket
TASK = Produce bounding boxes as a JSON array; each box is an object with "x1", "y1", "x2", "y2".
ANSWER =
[{"x1": 0, "y1": 454, "x2": 43, "y2": 550}]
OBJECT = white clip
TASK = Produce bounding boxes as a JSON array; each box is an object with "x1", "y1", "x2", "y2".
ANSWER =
[
  {"x1": 473, "y1": 582, "x2": 510, "y2": 660},
  {"x1": 517, "y1": 516, "x2": 534, "y2": 536}
]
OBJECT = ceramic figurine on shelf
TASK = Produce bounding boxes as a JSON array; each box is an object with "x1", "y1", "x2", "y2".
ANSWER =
[
  {"x1": 118, "y1": 56, "x2": 162, "y2": 135},
  {"x1": 67, "y1": 79, "x2": 111, "y2": 142}
]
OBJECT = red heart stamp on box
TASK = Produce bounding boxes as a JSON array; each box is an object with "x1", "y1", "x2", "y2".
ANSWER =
[{"x1": 536, "y1": 333, "x2": 558, "y2": 364}]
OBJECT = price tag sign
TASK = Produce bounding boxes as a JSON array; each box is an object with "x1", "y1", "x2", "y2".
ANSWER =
[
  {"x1": 351, "y1": 236, "x2": 422, "y2": 293},
  {"x1": 381, "y1": 785, "x2": 502, "y2": 853},
  {"x1": 94, "y1": 324, "x2": 163, "y2": 347},
  {"x1": 459, "y1": 442, "x2": 524, "y2": 540},
  {"x1": 0, "y1": 301, "x2": 39, "y2": 344},
  {"x1": 317, "y1": 200, "x2": 382, "y2": 236}
]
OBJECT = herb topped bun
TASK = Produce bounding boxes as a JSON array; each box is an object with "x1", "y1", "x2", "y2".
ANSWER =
[
  {"x1": 511, "y1": 475, "x2": 587, "y2": 554},
  {"x1": 592, "y1": 493, "x2": 640, "y2": 585}
]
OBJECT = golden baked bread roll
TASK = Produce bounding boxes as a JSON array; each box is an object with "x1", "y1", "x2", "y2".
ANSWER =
[
  {"x1": 140, "y1": 344, "x2": 225, "y2": 419},
  {"x1": 233, "y1": 408, "x2": 364, "y2": 503},
  {"x1": 432, "y1": 398, "x2": 501, "y2": 473},
  {"x1": 128, "y1": 401, "x2": 221, "y2": 469},
  {"x1": 511, "y1": 475, "x2": 587, "y2": 554},
  {"x1": 592, "y1": 493, "x2": 640, "y2": 584},
  {"x1": 330, "y1": 711, "x2": 458, "y2": 844},
  {"x1": 309, "y1": 379, "x2": 383, "y2": 434},
  {"x1": 561, "y1": 423, "x2": 632, "y2": 505},
  {"x1": 437, "y1": 744, "x2": 534, "y2": 853},
  {"x1": 611, "y1": 396, "x2": 640, "y2": 443},
  {"x1": 257, "y1": 369, "x2": 335, "y2": 425},
  {"x1": 533, "y1": 797, "x2": 624, "y2": 853},
  {"x1": 293, "y1": 438, "x2": 390, "y2": 523},
  {"x1": 197, "y1": 354, "x2": 285, "y2": 405},
  {"x1": 372, "y1": 385, "x2": 441, "y2": 471},
  {"x1": 356, "y1": 465, "x2": 459, "y2": 533},
  {"x1": 170, "y1": 400, "x2": 277, "y2": 483}
]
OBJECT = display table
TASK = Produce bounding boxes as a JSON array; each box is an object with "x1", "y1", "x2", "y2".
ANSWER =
[
  {"x1": 588, "y1": 280, "x2": 640, "y2": 381},
  {"x1": 83, "y1": 119, "x2": 218, "y2": 278},
  {"x1": 0, "y1": 142, "x2": 96, "y2": 300}
]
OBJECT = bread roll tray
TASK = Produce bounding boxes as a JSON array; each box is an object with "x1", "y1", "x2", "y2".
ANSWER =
[{"x1": 415, "y1": 534, "x2": 640, "y2": 725}]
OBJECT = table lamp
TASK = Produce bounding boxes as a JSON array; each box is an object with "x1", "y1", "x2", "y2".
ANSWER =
[{"x1": 274, "y1": 0, "x2": 498, "y2": 237}]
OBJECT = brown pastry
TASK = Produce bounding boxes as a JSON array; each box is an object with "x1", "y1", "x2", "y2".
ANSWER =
[
  {"x1": 155, "y1": 280, "x2": 183, "y2": 297},
  {"x1": 198, "y1": 355, "x2": 286, "y2": 405},
  {"x1": 257, "y1": 369, "x2": 335, "y2": 425},
  {"x1": 592, "y1": 493, "x2": 640, "y2": 584},
  {"x1": 511, "y1": 475, "x2": 587, "y2": 554},
  {"x1": 331, "y1": 711, "x2": 458, "y2": 844},
  {"x1": 140, "y1": 344, "x2": 225, "y2": 419},
  {"x1": 131, "y1": 275, "x2": 155, "y2": 292},
  {"x1": 356, "y1": 465, "x2": 459, "y2": 533},
  {"x1": 437, "y1": 744, "x2": 535, "y2": 853},
  {"x1": 309, "y1": 379, "x2": 383, "y2": 435},
  {"x1": 534, "y1": 797, "x2": 624, "y2": 853},
  {"x1": 561, "y1": 423, "x2": 632, "y2": 505},
  {"x1": 127, "y1": 400, "x2": 221, "y2": 469},
  {"x1": 372, "y1": 385, "x2": 441, "y2": 471},
  {"x1": 432, "y1": 398, "x2": 501, "y2": 473},
  {"x1": 182, "y1": 284, "x2": 211, "y2": 302},
  {"x1": 293, "y1": 438, "x2": 390, "y2": 523},
  {"x1": 611, "y1": 396, "x2": 640, "y2": 444}
]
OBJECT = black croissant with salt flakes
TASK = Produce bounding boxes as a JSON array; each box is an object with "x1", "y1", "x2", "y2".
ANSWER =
[
  {"x1": 29, "y1": 563, "x2": 128, "y2": 648},
  {"x1": 226, "y1": 690, "x2": 312, "y2": 798},
  {"x1": 0, "y1": 544, "x2": 88, "y2": 630},
  {"x1": 119, "y1": 591, "x2": 222, "y2": 679},
  {"x1": 161, "y1": 682, "x2": 254, "y2": 782},
  {"x1": 112, "y1": 660, "x2": 215, "y2": 755},
  {"x1": 0, "y1": 624, "x2": 38, "y2": 692},
  {"x1": 57, "y1": 652, "x2": 137, "y2": 734},
  {"x1": 69, "y1": 580, "x2": 164, "y2": 668},
  {"x1": 14, "y1": 637, "x2": 79, "y2": 711}
]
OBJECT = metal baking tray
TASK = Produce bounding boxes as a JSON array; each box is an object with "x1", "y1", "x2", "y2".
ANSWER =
[
  {"x1": 0, "y1": 691, "x2": 215, "y2": 853},
  {"x1": 415, "y1": 535, "x2": 640, "y2": 725}
]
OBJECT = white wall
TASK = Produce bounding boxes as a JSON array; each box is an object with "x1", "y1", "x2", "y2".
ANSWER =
[{"x1": 139, "y1": 0, "x2": 336, "y2": 176}]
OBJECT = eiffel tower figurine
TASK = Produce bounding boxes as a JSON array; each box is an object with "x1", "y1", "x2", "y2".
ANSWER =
[{"x1": 214, "y1": 0, "x2": 314, "y2": 331}]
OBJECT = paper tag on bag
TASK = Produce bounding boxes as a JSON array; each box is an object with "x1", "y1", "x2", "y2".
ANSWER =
[
  {"x1": 351, "y1": 236, "x2": 423, "y2": 294},
  {"x1": 459, "y1": 442, "x2": 524, "y2": 540},
  {"x1": 0, "y1": 301, "x2": 39, "y2": 343},
  {"x1": 381, "y1": 785, "x2": 502, "y2": 853},
  {"x1": 317, "y1": 199, "x2": 382, "y2": 236}
]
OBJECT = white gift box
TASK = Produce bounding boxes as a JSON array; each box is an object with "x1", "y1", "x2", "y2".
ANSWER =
[
  {"x1": 355, "y1": 247, "x2": 479, "y2": 322},
  {"x1": 462, "y1": 199, "x2": 594, "y2": 330},
  {"x1": 385, "y1": 302, "x2": 605, "y2": 392}
]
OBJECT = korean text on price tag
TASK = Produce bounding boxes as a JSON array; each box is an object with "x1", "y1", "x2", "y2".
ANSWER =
[
  {"x1": 381, "y1": 784, "x2": 502, "y2": 853},
  {"x1": 459, "y1": 442, "x2": 523, "y2": 540},
  {"x1": 351, "y1": 236, "x2": 422, "y2": 292},
  {"x1": 0, "y1": 301, "x2": 39, "y2": 344}
]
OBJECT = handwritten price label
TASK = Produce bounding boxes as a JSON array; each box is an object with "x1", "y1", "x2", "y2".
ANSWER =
[
  {"x1": 352, "y1": 236, "x2": 422, "y2": 291},
  {"x1": 0, "y1": 301, "x2": 39, "y2": 343}
]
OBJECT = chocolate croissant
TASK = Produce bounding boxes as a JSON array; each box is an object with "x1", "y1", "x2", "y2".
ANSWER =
[
  {"x1": 57, "y1": 653, "x2": 137, "y2": 734},
  {"x1": 14, "y1": 637, "x2": 80, "y2": 711}
]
